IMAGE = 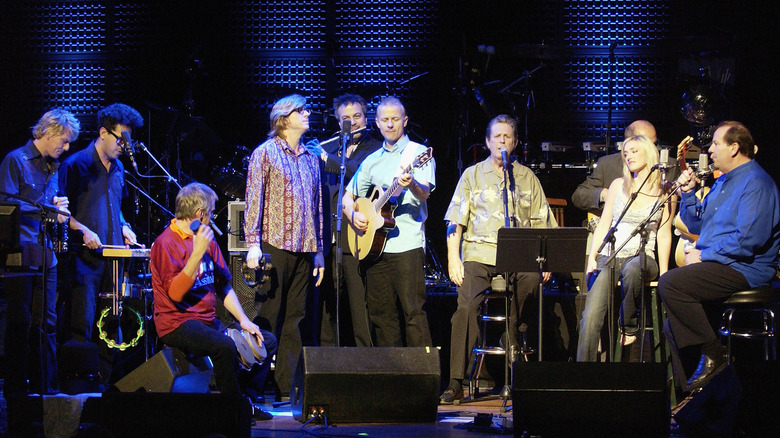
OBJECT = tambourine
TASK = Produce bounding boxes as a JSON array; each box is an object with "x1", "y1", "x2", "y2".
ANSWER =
[{"x1": 226, "y1": 327, "x2": 267, "y2": 370}]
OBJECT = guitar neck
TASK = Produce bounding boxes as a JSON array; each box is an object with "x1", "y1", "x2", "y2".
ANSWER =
[{"x1": 374, "y1": 164, "x2": 413, "y2": 212}]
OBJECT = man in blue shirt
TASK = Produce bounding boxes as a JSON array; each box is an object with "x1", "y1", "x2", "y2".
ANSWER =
[
  {"x1": 59, "y1": 103, "x2": 142, "y2": 385},
  {"x1": 0, "y1": 108, "x2": 79, "y2": 396},
  {"x1": 342, "y1": 96, "x2": 435, "y2": 347},
  {"x1": 659, "y1": 121, "x2": 780, "y2": 391}
]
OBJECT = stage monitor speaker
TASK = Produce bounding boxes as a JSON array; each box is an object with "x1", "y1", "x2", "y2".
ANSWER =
[
  {"x1": 673, "y1": 364, "x2": 741, "y2": 438},
  {"x1": 291, "y1": 346, "x2": 440, "y2": 423},
  {"x1": 113, "y1": 348, "x2": 213, "y2": 393},
  {"x1": 513, "y1": 361, "x2": 669, "y2": 437},
  {"x1": 93, "y1": 392, "x2": 251, "y2": 438}
]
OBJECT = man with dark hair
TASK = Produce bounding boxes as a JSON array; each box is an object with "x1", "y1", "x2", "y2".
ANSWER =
[
  {"x1": 244, "y1": 94, "x2": 325, "y2": 399},
  {"x1": 342, "y1": 96, "x2": 435, "y2": 348},
  {"x1": 305, "y1": 93, "x2": 381, "y2": 346},
  {"x1": 440, "y1": 114, "x2": 557, "y2": 403},
  {"x1": 659, "y1": 121, "x2": 780, "y2": 391},
  {"x1": 151, "y1": 182, "x2": 276, "y2": 421},
  {"x1": 58, "y1": 102, "x2": 143, "y2": 384},
  {"x1": 0, "y1": 108, "x2": 79, "y2": 397}
]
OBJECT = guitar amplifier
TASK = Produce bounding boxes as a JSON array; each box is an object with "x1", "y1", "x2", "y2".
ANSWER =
[{"x1": 227, "y1": 201, "x2": 248, "y2": 252}]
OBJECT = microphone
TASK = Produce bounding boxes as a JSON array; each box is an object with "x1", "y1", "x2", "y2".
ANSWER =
[
  {"x1": 659, "y1": 148, "x2": 669, "y2": 184},
  {"x1": 190, "y1": 219, "x2": 202, "y2": 233},
  {"x1": 697, "y1": 153, "x2": 709, "y2": 177},
  {"x1": 341, "y1": 120, "x2": 351, "y2": 154},
  {"x1": 189, "y1": 218, "x2": 223, "y2": 237},
  {"x1": 121, "y1": 131, "x2": 138, "y2": 173},
  {"x1": 500, "y1": 147, "x2": 508, "y2": 171}
]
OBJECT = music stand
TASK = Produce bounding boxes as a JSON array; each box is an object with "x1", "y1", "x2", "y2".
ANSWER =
[{"x1": 496, "y1": 227, "x2": 588, "y2": 361}]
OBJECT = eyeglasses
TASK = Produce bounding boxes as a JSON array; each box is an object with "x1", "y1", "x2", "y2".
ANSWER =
[
  {"x1": 292, "y1": 105, "x2": 310, "y2": 115},
  {"x1": 105, "y1": 128, "x2": 123, "y2": 146}
]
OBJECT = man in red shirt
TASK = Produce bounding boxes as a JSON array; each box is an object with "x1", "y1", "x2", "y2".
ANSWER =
[{"x1": 151, "y1": 182, "x2": 276, "y2": 420}]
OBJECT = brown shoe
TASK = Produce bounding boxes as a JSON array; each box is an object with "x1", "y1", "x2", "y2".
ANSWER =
[{"x1": 439, "y1": 385, "x2": 464, "y2": 404}]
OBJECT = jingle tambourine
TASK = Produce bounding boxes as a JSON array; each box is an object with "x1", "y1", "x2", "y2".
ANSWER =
[{"x1": 226, "y1": 328, "x2": 267, "y2": 370}]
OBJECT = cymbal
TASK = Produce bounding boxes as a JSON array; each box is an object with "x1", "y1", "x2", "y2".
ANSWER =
[{"x1": 511, "y1": 43, "x2": 571, "y2": 60}]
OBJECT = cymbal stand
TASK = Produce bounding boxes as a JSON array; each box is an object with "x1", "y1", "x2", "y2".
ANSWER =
[{"x1": 501, "y1": 63, "x2": 544, "y2": 163}]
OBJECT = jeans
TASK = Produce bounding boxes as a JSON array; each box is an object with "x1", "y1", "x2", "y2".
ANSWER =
[{"x1": 576, "y1": 254, "x2": 658, "y2": 362}]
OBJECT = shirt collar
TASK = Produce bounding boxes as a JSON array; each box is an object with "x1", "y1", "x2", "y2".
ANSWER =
[
  {"x1": 382, "y1": 134, "x2": 410, "y2": 154},
  {"x1": 170, "y1": 219, "x2": 192, "y2": 240}
]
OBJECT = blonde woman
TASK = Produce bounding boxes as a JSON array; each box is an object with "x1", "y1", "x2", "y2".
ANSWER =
[{"x1": 577, "y1": 135, "x2": 673, "y2": 361}]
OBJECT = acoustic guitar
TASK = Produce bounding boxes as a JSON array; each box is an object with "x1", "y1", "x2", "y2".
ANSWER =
[{"x1": 347, "y1": 147, "x2": 433, "y2": 261}]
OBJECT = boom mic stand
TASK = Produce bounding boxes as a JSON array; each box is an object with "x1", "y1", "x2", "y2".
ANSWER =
[
  {"x1": 604, "y1": 177, "x2": 677, "y2": 362},
  {"x1": 600, "y1": 166, "x2": 659, "y2": 361},
  {"x1": 332, "y1": 121, "x2": 352, "y2": 347}
]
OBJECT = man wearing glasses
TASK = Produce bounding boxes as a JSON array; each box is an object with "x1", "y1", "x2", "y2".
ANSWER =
[
  {"x1": 58, "y1": 102, "x2": 143, "y2": 386},
  {"x1": 244, "y1": 94, "x2": 325, "y2": 400}
]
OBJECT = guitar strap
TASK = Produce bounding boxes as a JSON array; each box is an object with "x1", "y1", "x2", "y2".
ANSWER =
[{"x1": 389, "y1": 140, "x2": 420, "y2": 197}]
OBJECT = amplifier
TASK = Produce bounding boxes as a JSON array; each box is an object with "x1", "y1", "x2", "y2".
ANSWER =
[{"x1": 227, "y1": 201, "x2": 248, "y2": 252}]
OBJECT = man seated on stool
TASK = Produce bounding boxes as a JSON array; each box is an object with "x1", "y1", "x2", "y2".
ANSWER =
[
  {"x1": 151, "y1": 182, "x2": 277, "y2": 420},
  {"x1": 440, "y1": 115, "x2": 557, "y2": 404},
  {"x1": 659, "y1": 121, "x2": 780, "y2": 391}
]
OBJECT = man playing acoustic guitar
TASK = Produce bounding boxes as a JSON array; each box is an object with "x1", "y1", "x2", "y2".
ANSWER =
[{"x1": 342, "y1": 96, "x2": 435, "y2": 347}]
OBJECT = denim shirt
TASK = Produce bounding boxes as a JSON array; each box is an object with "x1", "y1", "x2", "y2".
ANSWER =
[{"x1": 0, "y1": 140, "x2": 60, "y2": 246}]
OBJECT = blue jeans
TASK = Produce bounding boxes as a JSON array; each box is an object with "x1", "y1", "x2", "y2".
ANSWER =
[
  {"x1": 576, "y1": 254, "x2": 658, "y2": 362},
  {"x1": 3, "y1": 263, "x2": 58, "y2": 395}
]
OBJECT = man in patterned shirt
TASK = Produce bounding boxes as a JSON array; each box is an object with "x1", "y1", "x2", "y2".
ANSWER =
[
  {"x1": 440, "y1": 115, "x2": 558, "y2": 404},
  {"x1": 244, "y1": 94, "x2": 325, "y2": 399}
]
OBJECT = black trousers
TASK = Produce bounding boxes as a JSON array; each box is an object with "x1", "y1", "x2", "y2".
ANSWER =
[
  {"x1": 658, "y1": 261, "x2": 750, "y2": 386},
  {"x1": 319, "y1": 244, "x2": 371, "y2": 346},
  {"x1": 253, "y1": 243, "x2": 313, "y2": 396},
  {"x1": 448, "y1": 262, "x2": 538, "y2": 380},
  {"x1": 363, "y1": 248, "x2": 432, "y2": 347}
]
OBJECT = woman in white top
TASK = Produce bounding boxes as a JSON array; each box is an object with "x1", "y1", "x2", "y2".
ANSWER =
[{"x1": 577, "y1": 135, "x2": 673, "y2": 361}]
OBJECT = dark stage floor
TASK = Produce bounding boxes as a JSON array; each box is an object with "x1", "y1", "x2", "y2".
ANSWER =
[{"x1": 1, "y1": 384, "x2": 693, "y2": 438}]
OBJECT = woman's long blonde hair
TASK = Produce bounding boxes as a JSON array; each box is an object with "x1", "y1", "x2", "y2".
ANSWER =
[{"x1": 621, "y1": 135, "x2": 662, "y2": 197}]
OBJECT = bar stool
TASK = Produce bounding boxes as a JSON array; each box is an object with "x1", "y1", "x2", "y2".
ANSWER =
[
  {"x1": 467, "y1": 274, "x2": 511, "y2": 408},
  {"x1": 614, "y1": 281, "x2": 668, "y2": 364},
  {"x1": 719, "y1": 286, "x2": 780, "y2": 363}
]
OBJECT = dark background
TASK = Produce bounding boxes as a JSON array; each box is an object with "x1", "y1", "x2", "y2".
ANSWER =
[{"x1": 1, "y1": 0, "x2": 779, "y2": 269}]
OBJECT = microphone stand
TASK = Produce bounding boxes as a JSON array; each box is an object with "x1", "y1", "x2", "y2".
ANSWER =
[
  {"x1": 332, "y1": 126, "x2": 352, "y2": 347},
  {"x1": 596, "y1": 166, "x2": 656, "y2": 360},
  {"x1": 601, "y1": 167, "x2": 662, "y2": 361},
  {"x1": 134, "y1": 142, "x2": 181, "y2": 189},
  {"x1": 604, "y1": 186, "x2": 675, "y2": 362},
  {"x1": 0, "y1": 191, "x2": 69, "y2": 394}
]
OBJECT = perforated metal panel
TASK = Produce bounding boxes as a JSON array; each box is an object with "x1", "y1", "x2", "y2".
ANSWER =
[{"x1": 334, "y1": 2, "x2": 439, "y2": 50}]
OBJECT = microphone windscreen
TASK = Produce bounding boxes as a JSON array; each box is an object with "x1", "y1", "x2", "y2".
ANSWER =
[
  {"x1": 190, "y1": 219, "x2": 201, "y2": 233},
  {"x1": 341, "y1": 120, "x2": 351, "y2": 135},
  {"x1": 121, "y1": 131, "x2": 132, "y2": 149}
]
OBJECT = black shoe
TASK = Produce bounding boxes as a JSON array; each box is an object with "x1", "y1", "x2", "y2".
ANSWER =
[
  {"x1": 251, "y1": 406, "x2": 274, "y2": 422},
  {"x1": 686, "y1": 352, "x2": 728, "y2": 390},
  {"x1": 439, "y1": 385, "x2": 464, "y2": 404}
]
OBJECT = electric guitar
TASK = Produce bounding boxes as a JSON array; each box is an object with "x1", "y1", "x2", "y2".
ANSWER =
[{"x1": 347, "y1": 147, "x2": 433, "y2": 261}]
